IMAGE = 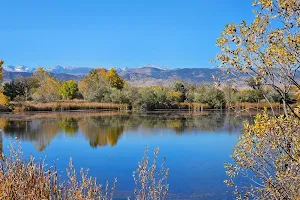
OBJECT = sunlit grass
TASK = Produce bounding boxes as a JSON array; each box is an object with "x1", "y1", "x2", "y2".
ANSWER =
[{"x1": 11, "y1": 100, "x2": 128, "y2": 112}]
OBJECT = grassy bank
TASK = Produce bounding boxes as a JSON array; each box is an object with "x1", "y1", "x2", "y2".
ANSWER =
[
  {"x1": 227, "y1": 102, "x2": 282, "y2": 110},
  {"x1": 10, "y1": 100, "x2": 128, "y2": 112},
  {"x1": 0, "y1": 100, "x2": 296, "y2": 113}
]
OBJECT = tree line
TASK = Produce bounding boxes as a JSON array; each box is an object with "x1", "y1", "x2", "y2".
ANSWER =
[{"x1": 0, "y1": 62, "x2": 299, "y2": 111}]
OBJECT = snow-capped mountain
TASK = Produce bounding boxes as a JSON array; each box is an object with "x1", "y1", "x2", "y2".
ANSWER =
[
  {"x1": 48, "y1": 65, "x2": 93, "y2": 75},
  {"x1": 3, "y1": 65, "x2": 35, "y2": 73},
  {"x1": 137, "y1": 64, "x2": 167, "y2": 71},
  {"x1": 1, "y1": 64, "x2": 234, "y2": 87}
]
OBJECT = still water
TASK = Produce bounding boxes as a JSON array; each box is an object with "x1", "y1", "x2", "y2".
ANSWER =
[{"x1": 0, "y1": 111, "x2": 252, "y2": 199}]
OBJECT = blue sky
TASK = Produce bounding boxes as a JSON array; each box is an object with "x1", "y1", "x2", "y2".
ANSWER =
[{"x1": 0, "y1": 0, "x2": 254, "y2": 69}]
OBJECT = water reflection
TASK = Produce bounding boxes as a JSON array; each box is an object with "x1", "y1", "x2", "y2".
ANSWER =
[{"x1": 0, "y1": 111, "x2": 251, "y2": 153}]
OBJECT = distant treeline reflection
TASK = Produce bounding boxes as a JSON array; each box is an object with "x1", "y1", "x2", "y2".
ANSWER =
[{"x1": 0, "y1": 111, "x2": 251, "y2": 151}]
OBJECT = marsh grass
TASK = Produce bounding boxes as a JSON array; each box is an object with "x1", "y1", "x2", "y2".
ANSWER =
[
  {"x1": 0, "y1": 140, "x2": 168, "y2": 200},
  {"x1": 11, "y1": 100, "x2": 128, "y2": 112},
  {"x1": 228, "y1": 102, "x2": 281, "y2": 110}
]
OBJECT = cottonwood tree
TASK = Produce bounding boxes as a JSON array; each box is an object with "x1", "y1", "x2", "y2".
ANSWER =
[
  {"x1": 215, "y1": 0, "x2": 300, "y2": 118},
  {"x1": 216, "y1": 1, "x2": 300, "y2": 199},
  {"x1": 224, "y1": 113, "x2": 300, "y2": 199},
  {"x1": 106, "y1": 68, "x2": 124, "y2": 89},
  {"x1": 59, "y1": 80, "x2": 79, "y2": 100},
  {"x1": 32, "y1": 67, "x2": 60, "y2": 102},
  {"x1": 78, "y1": 69, "x2": 110, "y2": 102}
]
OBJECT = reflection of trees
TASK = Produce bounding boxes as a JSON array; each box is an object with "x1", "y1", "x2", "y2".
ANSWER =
[
  {"x1": 0, "y1": 111, "x2": 249, "y2": 152},
  {"x1": 192, "y1": 112, "x2": 226, "y2": 132},
  {"x1": 59, "y1": 118, "x2": 78, "y2": 136},
  {"x1": 0, "y1": 119, "x2": 8, "y2": 160},
  {"x1": 2, "y1": 119, "x2": 61, "y2": 152},
  {"x1": 78, "y1": 116, "x2": 125, "y2": 148}
]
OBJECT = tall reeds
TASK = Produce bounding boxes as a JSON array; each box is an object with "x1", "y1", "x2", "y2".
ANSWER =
[
  {"x1": 0, "y1": 140, "x2": 169, "y2": 200},
  {"x1": 11, "y1": 100, "x2": 128, "y2": 112}
]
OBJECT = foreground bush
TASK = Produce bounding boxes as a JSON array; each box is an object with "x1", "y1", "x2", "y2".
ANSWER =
[
  {"x1": 133, "y1": 147, "x2": 169, "y2": 200},
  {"x1": 224, "y1": 113, "x2": 300, "y2": 199},
  {"x1": 0, "y1": 141, "x2": 168, "y2": 200}
]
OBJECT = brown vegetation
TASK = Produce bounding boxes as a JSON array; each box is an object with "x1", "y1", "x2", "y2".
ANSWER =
[
  {"x1": 11, "y1": 100, "x2": 128, "y2": 112},
  {"x1": 0, "y1": 140, "x2": 168, "y2": 200}
]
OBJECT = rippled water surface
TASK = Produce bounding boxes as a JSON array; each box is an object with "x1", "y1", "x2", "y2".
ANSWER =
[{"x1": 0, "y1": 111, "x2": 252, "y2": 199}]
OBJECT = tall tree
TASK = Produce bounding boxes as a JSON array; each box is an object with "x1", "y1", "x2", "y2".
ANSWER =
[
  {"x1": 32, "y1": 67, "x2": 60, "y2": 102},
  {"x1": 215, "y1": 0, "x2": 300, "y2": 118},
  {"x1": 174, "y1": 80, "x2": 186, "y2": 102},
  {"x1": 59, "y1": 80, "x2": 78, "y2": 100},
  {"x1": 78, "y1": 69, "x2": 109, "y2": 102},
  {"x1": 105, "y1": 68, "x2": 124, "y2": 89}
]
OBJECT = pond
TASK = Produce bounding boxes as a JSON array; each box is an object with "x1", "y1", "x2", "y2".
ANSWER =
[{"x1": 0, "y1": 111, "x2": 253, "y2": 199}]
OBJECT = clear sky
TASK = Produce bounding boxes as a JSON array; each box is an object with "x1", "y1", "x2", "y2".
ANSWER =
[{"x1": 0, "y1": 0, "x2": 254, "y2": 69}]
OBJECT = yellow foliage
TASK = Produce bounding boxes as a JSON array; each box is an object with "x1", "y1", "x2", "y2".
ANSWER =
[
  {"x1": 105, "y1": 68, "x2": 124, "y2": 89},
  {"x1": 225, "y1": 113, "x2": 300, "y2": 199},
  {"x1": 225, "y1": 24, "x2": 236, "y2": 35},
  {"x1": 216, "y1": 0, "x2": 300, "y2": 118},
  {"x1": 93, "y1": 68, "x2": 107, "y2": 78},
  {"x1": 0, "y1": 93, "x2": 9, "y2": 105},
  {"x1": 167, "y1": 91, "x2": 182, "y2": 103}
]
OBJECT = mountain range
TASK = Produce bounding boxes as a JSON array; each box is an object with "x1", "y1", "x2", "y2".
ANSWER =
[{"x1": 2, "y1": 65, "x2": 222, "y2": 86}]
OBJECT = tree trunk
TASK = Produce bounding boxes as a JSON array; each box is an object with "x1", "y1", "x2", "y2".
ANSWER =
[{"x1": 282, "y1": 98, "x2": 289, "y2": 118}]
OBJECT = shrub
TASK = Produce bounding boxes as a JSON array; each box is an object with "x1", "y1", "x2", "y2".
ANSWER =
[
  {"x1": 205, "y1": 87, "x2": 226, "y2": 109},
  {"x1": 0, "y1": 140, "x2": 117, "y2": 199},
  {"x1": 224, "y1": 113, "x2": 300, "y2": 199},
  {"x1": 133, "y1": 147, "x2": 169, "y2": 200},
  {"x1": 0, "y1": 140, "x2": 169, "y2": 200}
]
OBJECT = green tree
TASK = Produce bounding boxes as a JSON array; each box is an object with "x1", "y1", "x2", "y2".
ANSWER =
[
  {"x1": 2, "y1": 78, "x2": 39, "y2": 101},
  {"x1": 59, "y1": 80, "x2": 78, "y2": 100},
  {"x1": 3, "y1": 80, "x2": 26, "y2": 101},
  {"x1": 237, "y1": 89, "x2": 264, "y2": 103},
  {"x1": 205, "y1": 87, "x2": 226, "y2": 109},
  {"x1": 173, "y1": 81, "x2": 186, "y2": 102}
]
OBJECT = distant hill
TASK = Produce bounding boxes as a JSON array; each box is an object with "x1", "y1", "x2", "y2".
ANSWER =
[
  {"x1": 3, "y1": 71, "x2": 84, "y2": 82},
  {"x1": 2, "y1": 65, "x2": 223, "y2": 86},
  {"x1": 118, "y1": 65, "x2": 222, "y2": 86}
]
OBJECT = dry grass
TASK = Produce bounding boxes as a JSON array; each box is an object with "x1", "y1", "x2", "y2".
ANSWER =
[
  {"x1": 228, "y1": 102, "x2": 282, "y2": 110},
  {"x1": 133, "y1": 147, "x2": 169, "y2": 200},
  {"x1": 0, "y1": 140, "x2": 116, "y2": 200},
  {"x1": 229, "y1": 102, "x2": 281, "y2": 109},
  {"x1": 0, "y1": 140, "x2": 169, "y2": 200},
  {"x1": 11, "y1": 100, "x2": 128, "y2": 112}
]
